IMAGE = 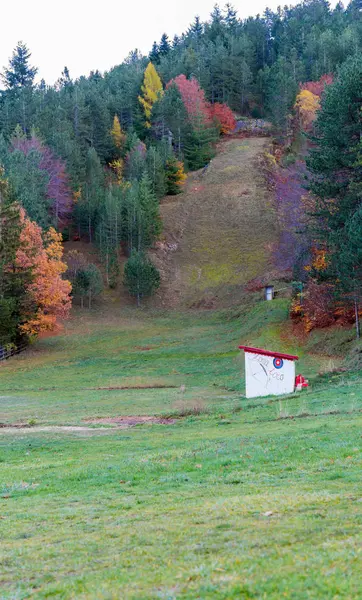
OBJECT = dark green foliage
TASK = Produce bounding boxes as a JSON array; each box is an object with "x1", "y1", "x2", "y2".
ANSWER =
[
  {"x1": 1, "y1": 41, "x2": 38, "y2": 89},
  {"x1": 306, "y1": 56, "x2": 362, "y2": 334},
  {"x1": 73, "y1": 263, "x2": 103, "y2": 308},
  {"x1": 124, "y1": 174, "x2": 162, "y2": 253},
  {"x1": 146, "y1": 146, "x2": 166, "y2": 199},
  {"x1": 0, "y1": 180, "x2": 29, "y2": 346},
  {"x1": 183, "y1": 121, "x2": 216, "y2": 170},
  {"x1": 159, "y1": 34, "x2": 171, "y2": 57},
  {"x1": 4, "y1": 148, "x2": 50, "y2": 228},
  {"x1": 124, "y1": 250, "x2": 160, "y2": 305},
  {"x1": 75, "y1": 147, "x2": 104, "y2": 241},
  {"x1": 165, "y1": 157, "x2": 184, "y2": 195},
  {"x1": 149, "y1": 42, "x2": 160, "y2": 64},
  {"x1": 96, "y1": 185, "x2": 124, "y2": 287}
]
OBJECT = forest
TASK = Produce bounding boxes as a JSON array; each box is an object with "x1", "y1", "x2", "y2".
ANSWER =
[{"x1": 0, "y1": 0, "x2": 362, "y2": 348}]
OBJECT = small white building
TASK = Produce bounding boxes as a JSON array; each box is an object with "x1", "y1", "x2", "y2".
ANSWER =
[{"x1": 239, "y1": 345, "x2": 299, "y2": 399}]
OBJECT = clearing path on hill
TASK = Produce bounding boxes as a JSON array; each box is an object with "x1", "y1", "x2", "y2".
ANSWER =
[{"x1": 153, "y1": 136, "x2": 277, "y2": 308}]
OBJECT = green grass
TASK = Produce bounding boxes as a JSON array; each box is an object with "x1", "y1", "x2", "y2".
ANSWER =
[{"x1": 1, "y1": 300, "x2": 362, "y2": 599}]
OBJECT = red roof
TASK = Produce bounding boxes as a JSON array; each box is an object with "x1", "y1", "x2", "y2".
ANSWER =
[{"x1": 238, "y1": 345, "x2": 299, "y2": 361}]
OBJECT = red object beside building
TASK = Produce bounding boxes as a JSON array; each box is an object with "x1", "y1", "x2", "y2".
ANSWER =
[{"x1": 295, "y1": 374, "x2": 309, "y2": 391}]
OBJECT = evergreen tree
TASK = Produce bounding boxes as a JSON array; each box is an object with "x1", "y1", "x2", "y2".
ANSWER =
[
  {"x1": 165, "y1": 157, "x2": 187, "y2": 195},
  {"x1": 76, "y1": 147, "x2": 104, "y2": 241},
  {"x1": 188, "y1": 16, "x2": 204, "y2": 38},
  {"x1": 1, "y1": 42, "x2": 38, "y2": 89},
  {"x1": 225, "y1": 3, "x2": 238, "y2": 29},
  {"x1": 159, "y1": 34, "x2": 171, "y2": 57},
  {"x1": 146, "y1": 146, "x2": 166, "y2": 199},
  {"x1": 149, "y1": 42, "x2": 160, "y2": 64},
  {"x1": 124, "y1": 250, "x2": 160, "y2": 306},
  {"x1": 74, "y1": 263, "x2": 103, "y2": 308},
  {"x1": 0, "y1": 174, "x2": 28, "y2": 346},
  {"x1": 306, "y1": 55, "x2": 362, "y2": 335},
  {"x1": 96, "y1": 185, "x2": 124, "y2": 287}
]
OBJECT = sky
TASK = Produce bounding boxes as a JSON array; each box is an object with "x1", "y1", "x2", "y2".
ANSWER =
[{"x1": 0, "y1": 0, "x2": 335, "y2": 84}]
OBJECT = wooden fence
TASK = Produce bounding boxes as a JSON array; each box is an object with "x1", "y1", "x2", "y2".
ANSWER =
[{"x1": 0, "y1": 344, "x2": 28, "y2": 362}]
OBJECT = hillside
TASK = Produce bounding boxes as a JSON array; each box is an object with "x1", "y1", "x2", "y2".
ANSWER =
[
  {"x1": 1, "y1": 136, "x2": 361, "y2": 599},
  {"x1": 153, "y1": 136, "x2": 277, "y2": 308}
]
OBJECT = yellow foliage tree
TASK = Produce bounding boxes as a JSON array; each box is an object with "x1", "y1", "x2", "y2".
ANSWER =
[
  {"x1": 294, "y1": 89, "x2": 320, "y2": 132},
  {"x1": 111, "y1": 115, "x2": 125, "y2": 149},
  {"x1": 110, "y1": 158, "x2": 124, "y2": 184},
  {"x1": 138, "y1": 62, "x2": 163, "y2": 128}
]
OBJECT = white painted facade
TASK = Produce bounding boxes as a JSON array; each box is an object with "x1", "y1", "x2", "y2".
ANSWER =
[{"x1": 244, "y1": 351, "x2": 296, "y2": 399}]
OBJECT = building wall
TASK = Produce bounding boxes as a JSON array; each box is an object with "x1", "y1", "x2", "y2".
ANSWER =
[{"x1": 245, "y1": 352, "x2": 295, "y2": 398}]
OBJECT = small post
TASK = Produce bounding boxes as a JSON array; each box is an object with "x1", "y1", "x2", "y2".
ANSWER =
[{"x1": 265, "y1": 285, "x2": 274, "y2": 301}]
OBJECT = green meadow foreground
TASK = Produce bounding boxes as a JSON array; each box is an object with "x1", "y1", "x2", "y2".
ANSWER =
[{"x1": 1, "y1": 300, "x2": 362, "y2": 599}]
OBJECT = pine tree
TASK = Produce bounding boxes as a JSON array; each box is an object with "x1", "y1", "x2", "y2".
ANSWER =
[
  {"x1": 76, "y1": 147, "x2": 105, "y2": 241},
  {"x1": 146, "y1": 146, "x2": 166, "y2": 199},
  {"x1": 159, "y1": 34, "x2": 171, "y2": 57},
  {"x1": 96, "y1": 185, "x2": 124, "y2": 287},
  {"x1": 1, "y1": 42, "x2": 38, "y2": 88},
  {"x1": 188, "y1": 16, "x2": 203, "y2": 38},
  {"x1": 138, "y1": 63, "x2": 164, "y2": 128},
  {"x1": 124, "y1": 250, "x2": 160, "y2": 306},
  {"x1": 225, "y1": 4, "x2": 238, "y2": 29},
  {"x1": 165, "y1": 157, "x2": 187, "y2": 195},
  {"x1": 149, "y1": 42, "x2": 160, "y2": 64}
]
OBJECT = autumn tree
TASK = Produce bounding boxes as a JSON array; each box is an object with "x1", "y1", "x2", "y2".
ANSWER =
[
  {"x1": 167, "y1": 75, "x2": 211, "y2": 125},
  {"x1": 111, "y1": 115, "x2": 126, "y2": 150},
  {"x1": 209, "y1": 102, "x2": 236, "y2": 134},
  {"x1": 294, "y1": 89, "x2": 320, "y2": 132},
  {"x1": 16, "y1": 212, "x2": 72, "y2": 336},
  {"x1": 138, "y1": 63, "x2": 163, "y2": 128}
]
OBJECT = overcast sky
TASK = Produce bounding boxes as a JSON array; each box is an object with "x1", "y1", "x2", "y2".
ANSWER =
[{"x1": 1, "y1": 0, "x2": 338, "y2": 84}]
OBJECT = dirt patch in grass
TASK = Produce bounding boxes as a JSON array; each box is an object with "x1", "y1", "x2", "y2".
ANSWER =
[
  {"x1": 89, "y1": 385, "x2": 178, "y2": 391},
  {"x1": 83, "y1": 415, "x2": 175, "y2": 426},
  {"x1": 0, "y1": 425, "x2": 111, "y2": 434},
  {"x1": 0, "y1": 416, "x2": 176, "y2": 434}
]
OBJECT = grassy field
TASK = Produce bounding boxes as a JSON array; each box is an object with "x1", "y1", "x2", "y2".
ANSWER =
[{"x1": 1, "y1": 300, "x2": 362, "y2": 599}]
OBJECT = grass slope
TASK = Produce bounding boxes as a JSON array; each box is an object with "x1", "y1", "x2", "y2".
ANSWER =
[
  {"x1": 1, "y1": 301, "x2": 361, "y2": 599},
  {"x1": 154, "y1": 137, "x2": 277, "y2": 308}
]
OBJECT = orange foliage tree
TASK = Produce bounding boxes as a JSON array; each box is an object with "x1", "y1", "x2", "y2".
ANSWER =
[{"x1": 16, "y1": 209, "x2": 72, "y2": 336}]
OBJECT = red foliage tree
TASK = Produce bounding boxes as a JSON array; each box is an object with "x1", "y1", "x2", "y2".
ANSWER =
[
  {"x1": 166, "y1": 75, "x2": 211, "y2": 124},
  {"x1": 209, "y1": 102, "x2": 236, "y2": 134}
]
